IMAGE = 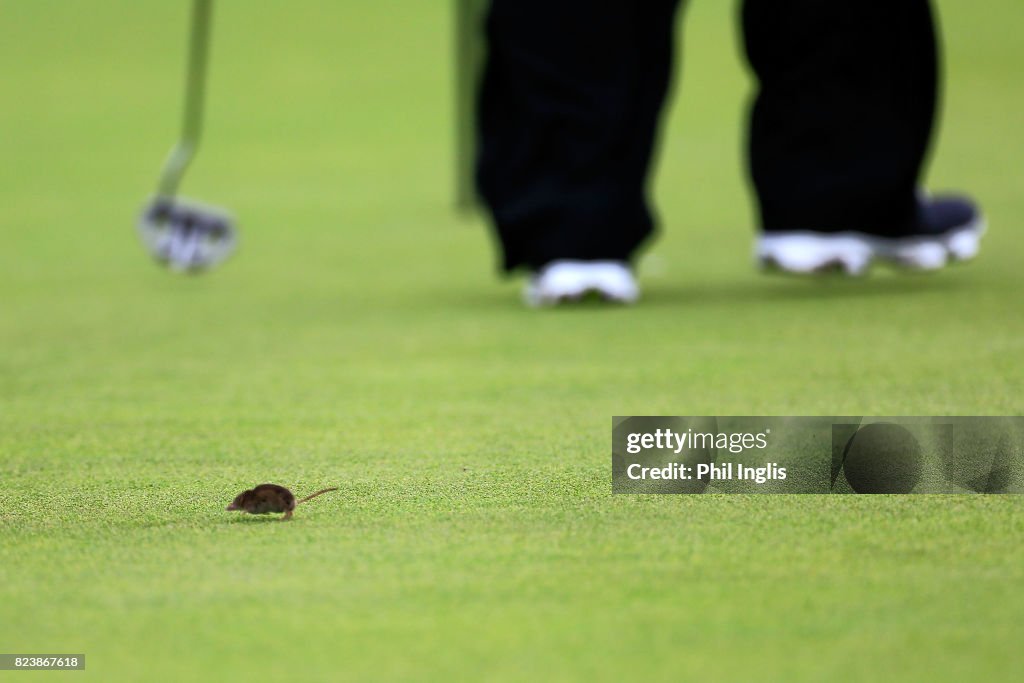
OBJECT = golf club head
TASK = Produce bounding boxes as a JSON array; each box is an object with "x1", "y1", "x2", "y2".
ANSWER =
[{"x1": 137, "y1": 195, "x2": 237, "y2": 272}]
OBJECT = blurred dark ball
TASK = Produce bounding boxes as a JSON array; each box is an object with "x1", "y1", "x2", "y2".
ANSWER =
[{"x1": 842, "y1": 423, "x2": 923, "y2": 494}]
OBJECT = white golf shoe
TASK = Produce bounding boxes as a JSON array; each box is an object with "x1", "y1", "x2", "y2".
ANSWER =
[
  {"x1": 756, "y1": 195, "x2": 985, "y2": 276},
  {"x1": 524, "y1": 260, "x2": 639, "y2": 307}
]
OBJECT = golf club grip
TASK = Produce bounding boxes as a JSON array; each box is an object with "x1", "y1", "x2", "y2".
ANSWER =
[{"x1": 158, "y1": 0, "x2": 214, "y2": 197}]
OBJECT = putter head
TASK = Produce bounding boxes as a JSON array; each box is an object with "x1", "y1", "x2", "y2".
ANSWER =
[{"x1": 137, "y1": 195, "x2": 237, "y2": 272}]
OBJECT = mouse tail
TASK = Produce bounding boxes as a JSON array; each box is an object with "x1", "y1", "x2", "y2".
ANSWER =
[{"x1": 297, "y1": 487, "x2": 339, "y2": 504}]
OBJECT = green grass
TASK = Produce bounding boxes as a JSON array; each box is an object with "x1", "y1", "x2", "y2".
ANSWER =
[{"x1": 2, "y1": 1, "x2": 1023, "y2": 680}]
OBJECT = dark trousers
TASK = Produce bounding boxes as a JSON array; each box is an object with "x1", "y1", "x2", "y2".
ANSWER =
[{"x1": 477, "y1": 0, "x2": 939, "y2": 271}]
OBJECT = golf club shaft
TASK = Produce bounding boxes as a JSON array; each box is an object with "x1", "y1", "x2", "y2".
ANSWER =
[
  {"x1": 453, "y1": 0, "x2": 485, "y2": 210},
  {"x1": 158, "y1": 0, "x2": 214, "y2": 197}
]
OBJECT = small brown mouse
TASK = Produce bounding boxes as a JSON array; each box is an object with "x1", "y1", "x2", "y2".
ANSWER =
[{"x1": 225, "y1": 483, "x2": 338, "y2": 521}]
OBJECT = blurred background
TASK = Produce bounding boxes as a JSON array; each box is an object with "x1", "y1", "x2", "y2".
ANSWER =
[{"x1": 1, "y1": 1, "x2": 1020, "y2": 298}]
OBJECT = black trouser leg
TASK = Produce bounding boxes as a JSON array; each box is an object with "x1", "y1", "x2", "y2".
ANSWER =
[
  {"x1": 743, "y1": 0, "x2": 939, "y2": 235},
  {"x1": 477, "y1": 0, "x2": 681, "y2": 272}
]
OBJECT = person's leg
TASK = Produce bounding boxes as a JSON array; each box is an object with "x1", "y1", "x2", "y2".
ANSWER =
[
  {"x1": 477, "y1": 0, "x2": 681, "y2": 273},
  {"x1": 743, "y1": 0, "x2": 938, "y2": 235},
  {"x1": 742, "y1": 0, "x2": 983, "y2": 274}
]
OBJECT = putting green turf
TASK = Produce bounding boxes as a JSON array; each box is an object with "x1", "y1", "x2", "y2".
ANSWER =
[{"x1": 1, "y1": 1, "x2": 1022, "y2": 680}]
